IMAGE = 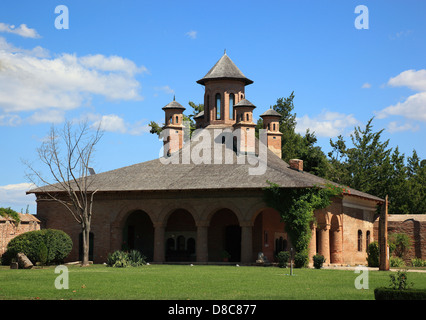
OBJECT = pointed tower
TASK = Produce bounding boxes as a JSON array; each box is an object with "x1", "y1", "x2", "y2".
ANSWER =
[
  {"x1": 197, "y1": 51, "x2": 253, "y2": 128},
  {"x1": 260, "y1": 108, "x2": 282, "y2": 158},
  {"x1": 233, "y1": 99, "x2": 256, "y2": 154},
  {"x1": 162, "y1": 97, "x2": 185, "y2": 156}
]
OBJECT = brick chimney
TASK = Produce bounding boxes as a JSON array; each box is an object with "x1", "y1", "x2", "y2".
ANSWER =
[{"x1": 289, "y1": 159, "x2": 303, "y2": 171}]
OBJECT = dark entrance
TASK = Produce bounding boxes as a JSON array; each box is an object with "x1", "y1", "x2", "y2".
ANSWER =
[{"x1": 225, "y1": 225, "x2": 241, "y2": 262}]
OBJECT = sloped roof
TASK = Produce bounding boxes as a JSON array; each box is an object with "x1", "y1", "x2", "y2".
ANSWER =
[
  {"x1": 197, "y1": 53, "x2": 253, "y2": 86},
  {"x1": 162, "y1": 98, "x2": 185, "y2": 110},
  {"x1": 234, "y1": 99, "x2": 256, "y2": 109},
  {"x1": 260, "y1": 108, "x2": 281, "y2": 117},
  {"x1": 28, "y1": 129, "x2": 384, "y2": 203}
]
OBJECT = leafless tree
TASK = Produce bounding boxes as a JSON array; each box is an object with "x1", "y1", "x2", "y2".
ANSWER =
[{"x1": 25, "y1": 120, "x2": 103, "y2": 266}]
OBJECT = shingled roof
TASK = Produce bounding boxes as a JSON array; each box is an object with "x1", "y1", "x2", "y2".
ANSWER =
[
  {"x1": 196, "y1": 52, "x2": 253, "y2": 86},
  {"x1": 28, "y1": 129, "x2": 383, "y2": 203}
]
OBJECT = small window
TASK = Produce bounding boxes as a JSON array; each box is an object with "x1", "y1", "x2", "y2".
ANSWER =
[
  {"x1": 175, "y1": 115, "x2": 179, "y2": 124},
  {"x1": 357, "y1": 230, "x2": 363, "y2": 252},
  {"x1": 169, "y1": 116, "x2": 173, "y2": 124},
  {"x1": 216, "y1": 93, "x2": 221, "y2": 120},
  {"x1": 246, "y1": 113, "x2": 249, "y2": 122},
  {"x1": 229, "y1": 93, "x2": 234, "y2": 120},
  {"x1": 366, "y1": 231, "x2": 370, "y2": 248},
  {"x1": 273, "y1": 123, "x2": 276, "y2": 131}
]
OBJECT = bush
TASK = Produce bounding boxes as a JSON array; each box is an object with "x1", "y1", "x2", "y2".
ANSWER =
[
  {"x1": 374, "y1": 288, "x2": 426, "y2": 300},
  {"x1": 389, "y1": 232, "x2": 412, "y2": 259},
  {"x1": 276, "y1": 251, "x2": 290, "y2": 268},
  {"x1": 411, "y1": 258, "x2": 426, "y2": 267},
  {"x1": 294, "y1": 252, "x2": 308, "y2": 268},
  {"x1": 2, "y1": 229, "x2": 72, "y2": 265},
  {"x1": 106, "y1": 250, "x2": 146, "y2": 268},
  {"x1": 390, "y1": 256, "x2": 405, "y2": 268},
  {"x1": 313, "y1": 254, "x2": 325, "y2": 269},
  {"x1": 366, "y1": 242, "x2": 379, "y2": 267}
]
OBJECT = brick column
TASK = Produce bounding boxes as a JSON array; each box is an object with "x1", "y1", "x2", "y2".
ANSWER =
[
  {"x1": 318, "y1": 224, "x2": 330, "y2": 264},
  {"x1": 196, "y1": 223, "x2": 209, "y2": 263},
  {"x1": 330, "y1": 228, "x2": 343, "y2": 264},
  {"x1": 153, "y1": 223, "x2": 165, "y2": 263},
  {"x1": 308, "y1": 223, "x2": 317, "y2": 264},
  {"x1": 240, "y1": 223, "x2": 253, "y2": 264}
]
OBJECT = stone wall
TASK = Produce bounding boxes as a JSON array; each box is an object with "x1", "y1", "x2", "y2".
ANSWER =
[
  {"x1": 0, "y1": 213, "x2": 40, "y2": 256},
  {"x1": 373, "y1": 214, "x2": 426, "y2": 263}
]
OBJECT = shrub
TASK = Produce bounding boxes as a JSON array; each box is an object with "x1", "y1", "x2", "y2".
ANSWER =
[
  {"x1": 389, "y1": 270, "x2": 412, "y2": 290},
  {"x1": 106, "y1": 250, "x2": 146, "y2": 268},
  {"x1": 374, "y1": 288, "x2": 426, "y2": 300},
  {"x1": 389, "y1": 232, "x2": 412, "y2": 259},
  {"x1": 390, "y1": 256, "x2": 405, "y2": 268},
  {"x1": 366, "y1": 241, "x2": 379, "y2": 267},
  {"x1": 294, "y1": 252, "x2": 308, "y2": 268},
  {"x1": 2, "y1": 229, "x2": 72, "y2": 265},
  {"x1": 313, "y1": 254, "x2": 325, "y2": 269},
  {"x1": 411, "y1": 258, "x2": 426, "y2": 267},
  {"x1": 276, "y1": 251, "x2": 290, "y2": 268}
]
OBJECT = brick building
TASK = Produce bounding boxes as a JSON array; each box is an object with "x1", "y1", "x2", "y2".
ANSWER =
[
  {"x1": 30, "y1": 53, "x2": 385, "y2": 265},
  {"x1": 0, "y1": 213, "x2": 40, "y2": 256}
]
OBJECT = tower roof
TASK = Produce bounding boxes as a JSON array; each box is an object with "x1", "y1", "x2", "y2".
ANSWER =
[
  {"x1": 197, "y1": 52, "x2": 253, "y2": 86},
  {"x1": 260, "y1": 108, "x2": 281, "y2": 118},
  {"x1": 162, "y1": 97, "x2": 186, "y2": 110},
  {"x1": 234, "y1": 98, "x2": 256, "y2": 109}
]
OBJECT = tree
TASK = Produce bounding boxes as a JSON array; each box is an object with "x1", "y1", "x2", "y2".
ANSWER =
[{"x1": 24, "y1": 121, "x2": 103, "y2": 266}]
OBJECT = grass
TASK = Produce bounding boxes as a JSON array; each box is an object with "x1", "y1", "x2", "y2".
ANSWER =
[{"x1": 0, "y1": 264, "x2": 425, "y2": 300}]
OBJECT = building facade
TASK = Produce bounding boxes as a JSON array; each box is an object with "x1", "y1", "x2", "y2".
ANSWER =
[{"x1": 31, "y1": 53, "x2": 384, "y2": 266}]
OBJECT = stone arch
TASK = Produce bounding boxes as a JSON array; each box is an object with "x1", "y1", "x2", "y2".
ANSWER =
[
  {"x1": 122, "y1": 209, "x2": 155, "y2": 261},
  {"x1": 329, "y1": 214, "x2": 343, "y2": 264},
  {"x1": 202, "y1": 202, "x2": 244, "y2": 226},
  {"x1": 251, "y1": 207, "x2": 286, "y2": 263},
  {"x1": 158, "y1": 202, "x2": 199, "y2": 227},
  {"x1": 164, "y1": 208, "x2": 197, "y2": 262},
  {"x1": 207, "y1": 207, "x2": 241, "y2": 262}
]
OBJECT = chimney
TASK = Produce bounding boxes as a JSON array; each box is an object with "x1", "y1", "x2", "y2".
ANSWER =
[{"x1": 289, "y1": 159, "x2": 303, "y2": 172}]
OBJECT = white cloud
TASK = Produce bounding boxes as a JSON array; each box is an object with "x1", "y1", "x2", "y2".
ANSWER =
[
  {"x1": 0, "y1": 37, "x2": 147, "y2": 124},
  {"x1": 154, "y1": 85, "x2": 175, "y2": 95},
  {"x1": 377, "y1": 70, "x2": 426, "y2": 122},
  {"x1": 387, "y1": 121, "x2": 419, "y2": 133},
  {"x1": 186, "y1": 30, "x2": 197, "y2": 39},
  {"x1": 361, "y1": 82, "x2": 371, "y2": 89},
  {"x1": 0, "y1": 23, "x2": 40, "y2": 38},
  {"x1": 296, "y1": 111, "x2": 359, "y2": 138},
  {"x1": 88, "y1": 113, "x2": 150, "y2": 135},
  {"x1": 387, "y1": 69, "x2": 426, "y2": 91},
  {"x1": 0, "y1": 183, "x2": 36, "y2": 209}
]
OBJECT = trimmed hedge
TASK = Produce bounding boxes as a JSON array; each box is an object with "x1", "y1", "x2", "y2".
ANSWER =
[
  {"x1": 1, "y1": 229, "x2": 72, "y2": 265},
  {"x1": 374, "y1": 287, "x2": 426, "y2": 300}
]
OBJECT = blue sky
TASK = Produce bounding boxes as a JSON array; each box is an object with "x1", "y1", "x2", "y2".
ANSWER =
[{"x1": 0, "y1": 0, "x2": 425, "y2": 213}]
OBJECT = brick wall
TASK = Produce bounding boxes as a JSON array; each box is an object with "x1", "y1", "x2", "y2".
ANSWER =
[
  {"x1": 0, "y1": 214, "x2": 40, "y2": 256},
  {"x1": 373, "y1": 214, "x2": 426, "y2": 262}
]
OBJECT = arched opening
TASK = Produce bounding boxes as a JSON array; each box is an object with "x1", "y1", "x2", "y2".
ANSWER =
[
  {"x1": 208, "y1": 208, "x2": 241, "y2": 262},
  {"x1": 123, "y1": 210, "x2": 154, "y2": 261},
  {"x1": 165, "y1": 209, "x2": 196, "y2": 262},
  {"x1": 253, "y1": 208, "x2": 285, "y2": 262}
]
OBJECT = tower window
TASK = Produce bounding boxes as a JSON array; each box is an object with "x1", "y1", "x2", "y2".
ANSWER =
[
  {"x1": 229, "y1": 93, "x2": 234, "y2": 120},
  {"x1": 273, "y1": 124, "x2": 276, "y2": 131},
  {"x1": 216, "y1": 93, "x2": 221, "y2": 120},
  {"x1": 175, "y1": 115, "x2": 179, "y2": 124},
  {"x1": 169, "y1": 116, "x2": 173, "y2": 124},
  {"x1": 246, "y1": 113, "x2": 249, "y2": 122}
]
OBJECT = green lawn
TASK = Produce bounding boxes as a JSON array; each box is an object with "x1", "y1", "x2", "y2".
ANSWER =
[{"x1": 0, "y1": 264, "x2": 425, "y2": 300}]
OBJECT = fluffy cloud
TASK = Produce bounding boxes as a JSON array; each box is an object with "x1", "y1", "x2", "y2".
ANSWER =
[
  {"x1": 0, "y1": 183, "x2": 36, "y2": 210},
  {"x1": 0, "y1": 23, "x2": 40, "y2": 38},
  {"x1": 88, "y1": 113, "x2": 150, "y2": 135},
  {"x1": 296, "y1": 111, "x2": 359, "y2": 138},
  {"x1": 0, "y1": 37, "x2": 147, "y2": 123},
  {"x1": 377, "y1": 69, "x2": 426, "y2": 122}
]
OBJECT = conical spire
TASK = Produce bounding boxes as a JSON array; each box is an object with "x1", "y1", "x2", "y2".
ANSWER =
[{"x1": 197, "y1": 52, "x2": 253, "y2": 86}]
